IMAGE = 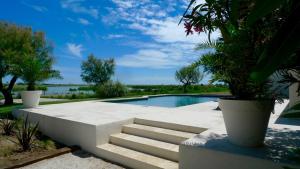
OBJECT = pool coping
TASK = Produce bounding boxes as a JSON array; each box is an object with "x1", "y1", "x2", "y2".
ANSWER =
[{"x1": 101, "y1": 93, "x2": 231, "y2": 103}]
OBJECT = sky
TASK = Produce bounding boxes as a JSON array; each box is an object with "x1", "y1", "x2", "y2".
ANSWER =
[{"x1": 0, "y1": 0, "x2": 219, "y2": 85}]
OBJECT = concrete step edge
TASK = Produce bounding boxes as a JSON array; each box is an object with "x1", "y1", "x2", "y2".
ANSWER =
[
  {"x1": 110, "y1": 133, "x2": 179, "y2": 162},
  {"x1": 134, "y1": 118, "x2": 207, "y2": 134},
  {"x1": 96, "y1": 143, "x2": 178, "y2": 169},
  {"x1": 122, "y1": 124, "x2": 196, "y2": 144}
]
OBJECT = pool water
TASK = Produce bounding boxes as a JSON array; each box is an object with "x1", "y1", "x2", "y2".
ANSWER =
[{"x1": 114, "y1": 95, "x2": 217, "y2": 108}]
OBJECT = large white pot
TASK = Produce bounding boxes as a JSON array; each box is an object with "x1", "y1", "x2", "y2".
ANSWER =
[
  {"x1": 20, "y1": 91, "x2": 42, "y2": 108},
  {"x1": 289, "y1": 83, "x2": 300, "y2": 108},
  {"x1": 219, "y1": 99, "x2": 274, "y2": 147}
]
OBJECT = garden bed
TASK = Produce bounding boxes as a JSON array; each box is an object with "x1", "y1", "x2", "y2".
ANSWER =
[{"x1": 0, "y1": 118, "x2": 74, "y2": 169}]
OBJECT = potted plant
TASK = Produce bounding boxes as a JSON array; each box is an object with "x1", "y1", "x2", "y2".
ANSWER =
[
  {"x1": 20, "y1": 32, "x2": 61, "y2": 108},
  {"x1": 289, "y1": 83, "x2": 300, "y2": 107},
  {"x1": 285, "y1": 70, "x2": 300, "y2": 108},
  {"x1": 182, "y1": 0, "x2": 296, "y2": 146},
  {"x1": 197, "y1": 29, "x2": 276, "y2": 147}
]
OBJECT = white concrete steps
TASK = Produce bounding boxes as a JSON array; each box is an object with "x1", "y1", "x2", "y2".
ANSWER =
[
  {"x1": 96, "y1": 119, "x2": 203, "y2": 169},
  {"x1": 97, "y1": 143, "x2": 178, "y2": 169},
  {"x1": 110, "y1": 133, "x2": 179, "y2": 161},
  {"x1": 134, "y1": 118, "x2": 207, "y2": 134},
  {"x1": 122, "y1": 124, "x2": 196, "y2": 144}
]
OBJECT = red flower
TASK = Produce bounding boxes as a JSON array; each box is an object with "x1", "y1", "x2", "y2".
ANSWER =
[
  {"x1": 193, "y1": 25, "x2": 203, "y2": 34},
  {"x1": 184, "y1": 21, "x2": 193, "y2": 36}
]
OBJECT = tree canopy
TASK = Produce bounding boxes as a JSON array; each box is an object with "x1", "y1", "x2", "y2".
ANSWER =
[
  {"x1": 20, "y1": 32, "x2": 61, "y2": 91},
  {"x1": 175, "y1": 65, "x2": 203, "y2": 93},
  {"x1": 182, "y1": 0, "x2": 298, "y2": 99},
  {"x1": 81, "y1": 54, "x2": 115, "y2": 86},
  {"x1": 0, "y1": 22, "x2": 61, "y2": 104},
  {"x1": 0, "y1": 22, "x2": 33, "y2": 104}
]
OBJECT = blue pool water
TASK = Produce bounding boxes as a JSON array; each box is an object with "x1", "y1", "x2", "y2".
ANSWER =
[{"x1": 113, "y1": 95, "x2": 217, "y2": 108}]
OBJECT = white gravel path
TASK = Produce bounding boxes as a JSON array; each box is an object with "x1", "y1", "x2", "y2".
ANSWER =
[{"x1": 19, "y1": 150, "x2": 126, "y2": 169}]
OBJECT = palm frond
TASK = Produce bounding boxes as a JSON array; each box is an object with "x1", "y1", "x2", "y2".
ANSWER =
[{"x1": 195, "y1": 40, "x2": 218, "y2": 50}]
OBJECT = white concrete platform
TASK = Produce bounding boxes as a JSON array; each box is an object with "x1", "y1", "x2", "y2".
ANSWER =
[
  {"x1": 12, "y1": 100, "x2": 216, "y2": 160},
  {"x1": 12, "y1": 99, "x2": 300, "y2": 169}
]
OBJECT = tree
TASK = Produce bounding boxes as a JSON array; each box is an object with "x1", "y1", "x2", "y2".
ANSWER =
[
  {"x1": 0, "y1": 22, "x2": 32, "y2": 105},
  {"x1": 81, "y1": 54, "x2": 115, "y2": 86},
  {"x1": 20, "y1": 32, "x2": 61, "y2": 90},
  {"x1": 175, "y1": 65, "x2": 203, "y2": 93},
  {"x1": 182, "y1": 0, "x2": 295, "y2": 99}
]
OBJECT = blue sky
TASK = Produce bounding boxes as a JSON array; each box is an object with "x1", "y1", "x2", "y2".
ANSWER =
[{"x1": 0, "y1": 0, "x2": 219, "y2": 84}]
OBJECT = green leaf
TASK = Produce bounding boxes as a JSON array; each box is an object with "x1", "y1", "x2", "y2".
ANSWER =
[
  {"x1": 251, "y1": 5, "x2": 300, "y2": 82},
  {"x1": 247, "y1": 0, "x2": 284, "y2": 25},
  {"x1": 179, "y1": 0, "x2": 196, "y2": 24},
  {"x1": 230, "y1": 0, "x2": 239, "y2": 27},
  {"x1": 281, "y1": 102, "x2": 300, "y2": 118}
]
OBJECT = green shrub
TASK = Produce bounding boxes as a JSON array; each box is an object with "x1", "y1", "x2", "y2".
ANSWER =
[
  {"x1": 16, "y1": 115, "x2": 39, "y2": 151},
  {"x1": 35, "y1": 132, "x2": 59, "y2": 150},
  {"x1": 16, "y1": 92, "x2": 22, "y2": 99},
  {"x1": 71, "y1": 94, "x2": 77, "y2": 99},
  {"x1": 0, "y1": 117, "x2": 16, "y2": 135},
  {"x1": 96, "y1": 81, "x2": 127, "y2": 98},
  {"x1": 69, "y1": 88, "x2": 77, "y2": 92},
  {"x1": 78, "y1": 86, "x2": 94, "y2": 91}
]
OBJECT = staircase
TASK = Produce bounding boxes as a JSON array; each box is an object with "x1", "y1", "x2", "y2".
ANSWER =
[{"x1": 96, "y1": 118, "x2": 207, "y2": 169}]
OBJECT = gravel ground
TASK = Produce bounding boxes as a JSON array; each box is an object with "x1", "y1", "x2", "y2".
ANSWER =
[{"x1": 19, "y1": 150, "x2": 127, "y2": 169}]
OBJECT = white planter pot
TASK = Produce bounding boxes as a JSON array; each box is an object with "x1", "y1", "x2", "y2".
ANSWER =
[
  {"x1": 20, "y1": 91, "x2": 42, "y2": 108},
  {"x1": 289, "y1": 83, "x2": 300, "y2": 108},
  {"x1": 219, "y1": 99, "x2": 274, "y2": 147}
]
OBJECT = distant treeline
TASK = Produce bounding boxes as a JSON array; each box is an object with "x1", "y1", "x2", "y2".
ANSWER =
[
  {"x1": 77, "y1": 86, "x2": 94, "y2": 91},
  {"x1": 12, "y1": 85, "x2": 47, "y2": 91},
  {"x1": 40, "y1": 84, "x2": 229, "y2": 100},
  {"x1": 5, "y1": 84, "x2": 229, "y2": 100},
  {"x1": 15, "y1": 83, "x2": 88, "y2": 87},
  {"x1": 127, "y1": 84, "x2": 229, "y2": 95},
  {"x1": 11, "y1": 84, "x2": 228, "y2": 93}
]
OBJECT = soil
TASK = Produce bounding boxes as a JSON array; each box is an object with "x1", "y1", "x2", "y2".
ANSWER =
[{"x1": 0, "y1": 118, "x2": 66, "y2": 169}]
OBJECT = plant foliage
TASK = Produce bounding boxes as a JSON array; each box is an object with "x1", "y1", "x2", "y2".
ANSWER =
[
  {"x1": 175, "y1": 65, "x2": 204, "y2": 93},
  {"x1": 16, "y1": 115, "x2": 39, "y2": 151},
  {"x1": 246, "y1": 0, "x2": 300, "y2": 85},
  {"x1": 0, "y1": 22, "x2": 32, "y2": 104},
  {"x1": 96, "y1": 81, "x2": 127, "y2": 98},
  {"x1": 20, "y1": 32, "x2": 61, "y2": 91},
  {"x1": 81, "y1": 54, "x2": 115, "y2": 86},
  {"x1": 183, "y1": 0, "x2": 295, "y2": 99},
  {"x1": 0, "y1": 116, "x2": 16, "y2": 135}
]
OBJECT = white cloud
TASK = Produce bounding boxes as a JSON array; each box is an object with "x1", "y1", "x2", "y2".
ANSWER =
[
  {"x1": 78, "y1": 18, "x2": 91, "y2": 25},
  {"x1": 61, "y1": 0, "x2": 99, "y2": 19},
  {"x1": 22, "y1": 2, "x2": 48, "y2": 12},
  {"x1": 116, "y1": 42, "x2": 211, "y2": 69},
  {"x1": 108, "y1": 0, "x2": 220, "y2": 69},
  {"x1": 103, "y1": 34, "x2": 127, "y2": 39},
  {"x1": 117, "y1": 49, "x2": 179, "y2": 69},
  {"x1": 111, "y1": 0, "x2": 134, "y2": 8},
  {"x1": 128, "y1": 23, "x2": 147, "y2": 31},
  {"x1": 144, "y1": 17, "x2": 206, "y2": 43},
  {"x1": 66, "y1": 17, "x2": 75, "y2": 22},
  {"x1": 66, "y1": 43, "x2": 84, "y2": 58}
]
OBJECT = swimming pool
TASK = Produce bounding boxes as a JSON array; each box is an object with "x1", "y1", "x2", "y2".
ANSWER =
[{"x1": 111, "y1": 95, "x2": 218, "y2": 108}]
